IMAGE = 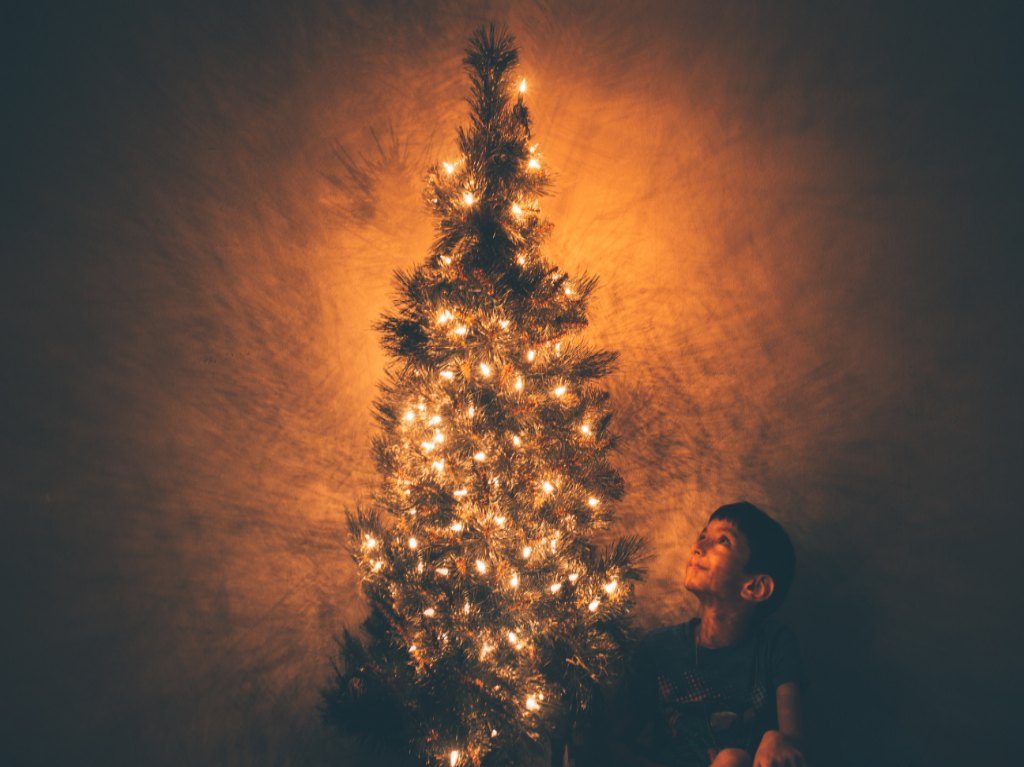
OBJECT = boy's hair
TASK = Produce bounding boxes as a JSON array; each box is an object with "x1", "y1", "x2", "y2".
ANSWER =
[{"x1": 710, "y1": 501, "x2": 795, "y2": 615}]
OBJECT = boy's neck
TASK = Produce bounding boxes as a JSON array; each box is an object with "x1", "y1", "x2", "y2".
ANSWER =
[{"x1": 695, "y1": 600, "x2": 755, "y2": 648}]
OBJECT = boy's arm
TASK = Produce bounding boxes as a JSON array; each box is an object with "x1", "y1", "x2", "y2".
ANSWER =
[{"x1": 753, "y1": 682, "x2": 806, "y2": 767}]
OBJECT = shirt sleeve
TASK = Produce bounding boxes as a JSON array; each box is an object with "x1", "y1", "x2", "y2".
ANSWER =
[
  {"x1": 768, "y1": 624, "x2": 803, "y2": 690},
  {"x1": 610, "y1": 632, "x2": 660, "y2": 740}
]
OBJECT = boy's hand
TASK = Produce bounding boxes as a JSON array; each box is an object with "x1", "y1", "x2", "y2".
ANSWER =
[{"x1": 753, "y1": 729, "x2": 805, "y2": 767}]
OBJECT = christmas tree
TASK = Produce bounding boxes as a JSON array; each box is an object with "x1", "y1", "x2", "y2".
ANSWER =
[{"x1": 323, "y1": 24, "x2": 646, "y2": 767}]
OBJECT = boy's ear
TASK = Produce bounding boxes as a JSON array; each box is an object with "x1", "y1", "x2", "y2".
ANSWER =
[{"x1": 740, "y1": 574, "x2": 775, "y2": 605}]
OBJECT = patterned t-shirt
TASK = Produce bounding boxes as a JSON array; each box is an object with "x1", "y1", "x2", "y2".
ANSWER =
[{"x1": 615, "y1": 617, "x2": 802, "y2": 766}]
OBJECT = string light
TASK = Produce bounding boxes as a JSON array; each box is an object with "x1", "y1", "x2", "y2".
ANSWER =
[
  {"x1": 475, "y1": 559, "x2": 488, "y2": 574},
  {"x1": 423, "y1": 607, "x2": 436, "y2": 617},
  {"x1": 588, "y1": 598, "x2": 600, "y2": 612},
  {"x1": 512, "y1": 435, "x2": 522, "y2": 447},
  {"x1": 519, "y1": 78, "x2": 527, "y2": 94},
  {"x1": 522, "y1": 546, "x2": 533, "y2": 559},
  {"x1": 479, "y1": 362, "x2": 492, "y2": 377},
  {"x1": 432, "y1": 459, "x2": 445, "y2": 472},
  {"x1": 604, "y1": 580, "x2": 618, "y2": 594},
  {"x1": 450, "y1": 521, "x2": 464, "y2": 532},
  {"x1": 440, "y1": 370, "x2": 454, "y2": 380},
  {"x1": 580, "y1": 423, "x2": 591, "y2": 435},
  {"x1": 509, "y1": 573, "x2": 519, "y2": 588},
  {"x1": 527, "y1": 158, "x2": 540, "y2": 170},
  {"x1": 443, "y1": 162, "x2": 455, "y2": 175},
  {"x1": 494, "y1": 515, "x2": 506, "y2": 526},
  {"x1": 429, "y1": 415, "x2": 442, "y2": 425},
  {"x1": 453, "y1": 488, "x2": 468, "y2": 498},
  {"x1": 408, "y1": 537, "x2": 418, "y2": 550},
  {"x1": 473, "y1": 451, "x2": 486, "y2": 461},
  {"x1": 450, "y1": 749, "x2": 459, "y2": 766},
  {"x1": 568, "y1": 573, "x2": 579, "y2": 583},
  {"x1": 515, "y1": 376, "x2": 524, "y2": 391},
  {"x1": 588, "y1": 497, "x2": 600, "y2": 507},
  {"x1": 436, "y1": 567, "x2": 450, "y2": 576},
  {"x1": 525, "y1": 695, "x2": 540, "y2": 711},
  {"x1": 372, "y1": 560, "x2": 384, "y2": 572},
  {"x1": 463, "y1": 191, "x2": 476, "y2": 205},
  {"x1": 511, "y1": 203, "x2": 523, "y2": 217},
  {"x1": 421, "y1": 441, "x2": 435, "y2": 452},
  {"x1": 404, "y1": 410, "x2": 415, "y2": 422},
  {"x1": 542, "y1": 481, "x2": 555, "y2": 494},
  {"x1": 467, "y1": 405, "x2": 475, "y2": 417},
  {"x1": 549, "y1": 582, "x2": 562, "y2": 594},
  {"x1": 454, "y1": 325, "x2": 468, "y2": 336},
  {"x1": 363, "y1": 534, "x2": 378, "y2": 550},
  {"x1": 552, "y1": 385, "x2": 567, "y2": 397},
  {"x1": 526, "y1": 349, "x2": 536, "y2": 362},
  {"x1": 437, "y1": 309, "x2": 454, "y2": 324}
]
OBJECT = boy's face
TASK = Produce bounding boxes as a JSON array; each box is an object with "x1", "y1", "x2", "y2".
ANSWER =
[{"x1": 684, "y1": 518, "x2": 753, "y2": 602}]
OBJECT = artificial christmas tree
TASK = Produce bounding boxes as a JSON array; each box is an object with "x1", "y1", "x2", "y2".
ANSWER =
[{"x1": 323, "y1": 24, "x2": 646, "y2": 767}]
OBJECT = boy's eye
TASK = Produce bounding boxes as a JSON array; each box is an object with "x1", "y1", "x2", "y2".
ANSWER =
[{"x1": 718, "y1": 536, "x2": 731, "y2": 546}]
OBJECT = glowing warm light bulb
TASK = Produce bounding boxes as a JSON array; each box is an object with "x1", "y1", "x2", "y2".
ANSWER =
[
  {"x1": 436, "y1": 567, "x2": 450, "y2": 576},
  {"x1": 519, "y1": 78, "x2": 527, "y2": 94},
  {"x1": 363, "y1": 534, "x2": 378, "y2": 549},
  {"x1": 463, "y1": 191, "x2": 475, "y2": 205},
  {"x1": 467, "y1": 405, "x2": 475, "y2": 417},
  {"x1": 512, "y1": 435, "x2": 522, "y2": 447},
  {"x1": 494, "y1": 515, "x2": 506, "y2": 526},
  {"x1": 423, "y1": 607, "x2": 436, "y2": 617},
  {"x1": 522, "y1": 545, "x2": 533, "y2": 559},
  {"x1": 604, "y1": 580, "x2": 618, "y2": 594},
  {"x1": 453, "y1": 488, "x2": 468, "y2": 498},
  {"x1": 437, "y1": 309, "x2": 453, "y2": 324},
  {"x1": 480, "y1": 642, "x2": 493, "y2": 658},
  {"x1": 474, "y1": 451, "x2": 486, "y2": 461},
  {"x1": 450, "y1": 521, "x2": 464, "y2": 533},
  {"x1": 372, "y1": 560, "x2": 383, "y2": 572},
  {"x1": 404, "y1": 410, "x2": 415, "y2": 422},
  {"x1": 568, "y1": 572, "x2": 579, "y2": 583},
  {"x1": 443, "y1": 162, "x2": 455, "y2": 175},
  {"x1": 440, "y1": 370, "x2": 454, "y2": 380},
  {"x1": 511, "y1": 203, "x2": 523, "y2": 216},
  {"x1": 588, "y1": 497, "x2": 600, "y2": 507},
  {"x1": 517, "y1": 254, "x2": 526, "y2": 265},
  {"x1": 491, "y1": 729, "x2": 498, "y2": 737},
  {"x1": 463, "y1": 601, "x2": 470, "y2": 614},
  {"x1": 499, "y1": 319, "x2": 510, "y2": 329},
  {"x1": 515, "y1": 376, "x2": 524, "y2": 391},
  {"x1": 510, "y1": 573, "x2": 519, "y2": 588},
  {"x1": 450, "y1": 749, "x2": 459, "y2": 766},
  {"x1": 549, "y1": 582, "x2": 562, "y2": 594},
  {"x1": 526, "y1": 695, "x2": 540, "y2": 711},
  {"x1": 526, "y1": 349, "x2": 536, "y2": 362},
  {"x1": 432, "y1": 459, "x2": 445, "y2": 472},
  {"x1": 408, "y1": 536, "x2": 418, "y2": 549},
  {"x1": 527, "y1": 158, "x2": 540, "y2": 170},
  {"x1": 421, "y1": 441, "x2": 435, "y2": 452},
  {"x1": 475, "y1": 559, "x2": 488, "y2": 574},
  {"x1": 553, "y1": 385, "x2": 567, "y2": 397},
  {"x1": 542, "y1": 481, "x2": 555, "y2": 494},
  {"x1": 409, "y1": 644, "x2": 417, "y2": 653},
  {"x1": 588, "y1": 599, "x2": 601, "y2": 612},
  {"x1": 580, "y1": 423, "x2": 591, "y2": 435},
  {"x1": 429, "y1": 415, "x2": 442, "y2": 425},
  {"x1": 454, "y1": 325, "x2": 468, "y2": 336},
  {"x1": 529, "y1": 144, "x2": 538, "y2": 154},
  {"x1": 479, "y1": 362, "x2": 492, "y2": 377},
  {"x1": 433, "y1": 430, "x2": 445, "y2": 443}
]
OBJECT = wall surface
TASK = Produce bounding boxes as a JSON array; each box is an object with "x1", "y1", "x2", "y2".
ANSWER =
[{"x1": 5, "y1": 1, "x2": 1022, "y2": 765}]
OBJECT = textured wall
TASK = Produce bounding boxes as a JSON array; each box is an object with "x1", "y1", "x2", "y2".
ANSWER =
[{"x1": 6, "y1": 1, "x2": 1021, "y2": 765}]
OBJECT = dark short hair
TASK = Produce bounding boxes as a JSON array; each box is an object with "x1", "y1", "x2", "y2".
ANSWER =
[{"x1": 710, "y1": 501, "x2": 795, "y2": 615}]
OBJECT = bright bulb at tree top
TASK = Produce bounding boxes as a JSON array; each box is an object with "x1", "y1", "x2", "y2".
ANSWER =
[{"x1": 519, "y1": 78, "x2": 527, "y2": 93}]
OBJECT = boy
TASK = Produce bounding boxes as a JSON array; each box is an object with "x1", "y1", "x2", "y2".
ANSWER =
[{"x1": 608, "y1": 502, "x2": 806, "y2": 767}]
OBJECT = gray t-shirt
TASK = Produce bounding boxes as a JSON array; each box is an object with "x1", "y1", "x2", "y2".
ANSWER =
[{"x1": 615, "y1": 617, "x2": 802, "y2": 766}]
